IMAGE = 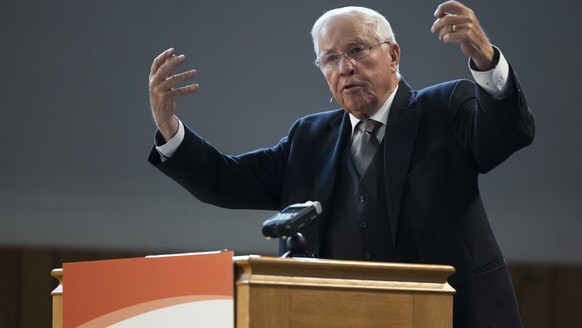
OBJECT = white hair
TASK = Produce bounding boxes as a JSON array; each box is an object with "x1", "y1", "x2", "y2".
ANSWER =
[{"x1": 311, "y1": 6, "x2": 397, "y2": 58}]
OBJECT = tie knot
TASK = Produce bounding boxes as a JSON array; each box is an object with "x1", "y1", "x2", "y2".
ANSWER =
[{"x1": 359, "y1": 119, "x2": 381, "y2": 135}]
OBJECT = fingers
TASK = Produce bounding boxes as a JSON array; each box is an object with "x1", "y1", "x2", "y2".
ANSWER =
[
  {"x1": 150, "y1": 48, "x2": 175, "y2": 78},
  {"x1": 149, "y1": 48, "x2": 199, "y2": 95},
  {"x1": 167, "y1": 70, "x2": 200, "y2": 97},
  {"x1": 432, "y1": 14, "x2": 471, "y2": 42},
  {"x1": 431, "y1": 1, "x2": 494, "y2": 69},
  {"x1": 433, "y1": 0, "x2": 466, "y2": 19},
  {"x1": 155, "y1": 68, "x2": 199, "y2": 93},
  {"x1": 169, "y1": 69, "x2": 198, "y2": 89},
  {"x1": 150, "y1": 53, "x2": 187, "y2": 84},
  {"x1": 148, "y1": 48, "x2": 200, "y2": 135},
  {"x1": 431, "y1": 1, "x2": 473, "y2": 41}
]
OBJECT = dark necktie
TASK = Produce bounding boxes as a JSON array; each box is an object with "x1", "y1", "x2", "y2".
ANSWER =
[{"x1": 351, "y1": 119, "x2": 382, "y2": 176}]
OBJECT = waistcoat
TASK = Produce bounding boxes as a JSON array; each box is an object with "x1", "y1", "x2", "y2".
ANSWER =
[{"x1": 322, "y1": 140, "x2": 397, "y2": 262}]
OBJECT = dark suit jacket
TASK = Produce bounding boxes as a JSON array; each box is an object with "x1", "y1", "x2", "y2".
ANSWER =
[{"x1": 149, "y1": 71, "x2": 534, "y2": 327}]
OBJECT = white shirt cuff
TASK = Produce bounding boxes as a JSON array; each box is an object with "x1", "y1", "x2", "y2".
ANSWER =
[
  {"x1": 155, "y1": 119, "x2": 185, "y2": 158},
  {"x1": 470, "y1": 47, "x2": 510, "y2": 97}
]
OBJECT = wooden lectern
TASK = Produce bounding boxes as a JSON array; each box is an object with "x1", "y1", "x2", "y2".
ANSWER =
[{"x1": 52, "y1": 255, "x2": 455, "y2": 327}]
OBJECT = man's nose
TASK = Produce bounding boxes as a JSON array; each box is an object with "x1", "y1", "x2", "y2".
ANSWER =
[{"x1": 337, "y1": 55, "x2": 357, "y2": 75}]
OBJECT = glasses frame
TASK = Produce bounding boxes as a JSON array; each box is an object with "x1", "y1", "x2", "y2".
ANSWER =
[{"x1": 316, "y1": 41, "x2": 391, "y2": 71}]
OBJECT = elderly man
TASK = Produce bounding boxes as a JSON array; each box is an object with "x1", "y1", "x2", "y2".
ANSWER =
[{"x1": 148, "y1": 1, "x2": 534, "y2": 327}]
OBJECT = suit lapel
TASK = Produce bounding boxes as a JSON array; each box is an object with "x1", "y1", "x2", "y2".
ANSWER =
[
  {"x1": 311, "y1": 112, "x2": 351, "y2": 253},
  {"x1": 384, "y1": 79, "x2": 421, "y2": 245}
]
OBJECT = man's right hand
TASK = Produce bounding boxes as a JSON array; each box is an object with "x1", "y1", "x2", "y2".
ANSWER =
[{"x1": 149, "y1": 48, "x2": 199, "y2": 142}]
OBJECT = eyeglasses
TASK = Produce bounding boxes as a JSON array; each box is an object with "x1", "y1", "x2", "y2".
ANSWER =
[{"x1": 316, "y1": 41, "x2": 391, "y2": 71}]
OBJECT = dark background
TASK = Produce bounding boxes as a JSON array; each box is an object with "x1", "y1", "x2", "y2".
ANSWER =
[{"x1": 1, "y1": 0, "x2": 581, "y2": 264}]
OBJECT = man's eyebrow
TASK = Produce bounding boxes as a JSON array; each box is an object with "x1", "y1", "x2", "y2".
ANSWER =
[
  {"x1": 320, "y1": 39, "x2": 368, "y2": 55},
  {"x1": 347, "y1": 37, "x2": 368, "y2": 45}
]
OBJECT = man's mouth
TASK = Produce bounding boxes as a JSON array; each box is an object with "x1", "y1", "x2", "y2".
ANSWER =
[{"x1": 342, "y1": 84, "x2": 362, "y2": 92}]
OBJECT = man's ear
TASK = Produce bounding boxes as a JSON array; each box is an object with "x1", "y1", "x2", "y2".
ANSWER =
[{"x1": 390, "y1": 43, "x2": 401, "y2": 66}]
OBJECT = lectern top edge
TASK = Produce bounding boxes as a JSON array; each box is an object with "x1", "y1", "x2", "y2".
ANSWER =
[{"x1": 234, "y1": 255, "x2": 455, "y2": 284}]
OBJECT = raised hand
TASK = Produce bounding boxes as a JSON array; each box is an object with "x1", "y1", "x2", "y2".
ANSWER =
[
  {"x1": 431, "y1": 1, "x2": 495, "y2": 71},
  {"x1": 149, "y1": 48, "x2": 199, "y2": 141}
]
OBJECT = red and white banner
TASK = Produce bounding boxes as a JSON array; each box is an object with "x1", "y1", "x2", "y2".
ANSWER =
[{"x1": 63, "y1": 250, "x2": 233, "y2": 327}]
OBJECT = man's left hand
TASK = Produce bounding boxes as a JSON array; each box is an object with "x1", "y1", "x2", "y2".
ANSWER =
[{"x1": 431, "y1": 1, "x2": 495, "y2": 71}]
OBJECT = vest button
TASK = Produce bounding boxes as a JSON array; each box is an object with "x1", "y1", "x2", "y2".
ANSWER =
[
  {"x1": 359, "y1": 195, "x2": 367, "y2": 203},
  {"x1": 359, "y1": 222, "x2": 367, "y2": 229}
]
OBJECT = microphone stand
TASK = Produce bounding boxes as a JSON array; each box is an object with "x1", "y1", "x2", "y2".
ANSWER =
[{"x1": 281, "y1": 232, "x2": 312, "y2": 258}]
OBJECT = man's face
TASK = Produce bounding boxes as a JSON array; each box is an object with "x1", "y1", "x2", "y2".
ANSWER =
[{"x1": 317, "y1": 16, "x2": 400, "y2": 119}]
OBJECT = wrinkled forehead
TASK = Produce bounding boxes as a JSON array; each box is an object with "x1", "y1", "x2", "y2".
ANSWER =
[{"x1": 316, "y1": 15, "x2": 374, "y2": 54}]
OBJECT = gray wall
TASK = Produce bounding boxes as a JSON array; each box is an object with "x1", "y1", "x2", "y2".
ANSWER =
[{"x1": 1, "y1": 0, "x2": 580, "y2": 263}]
